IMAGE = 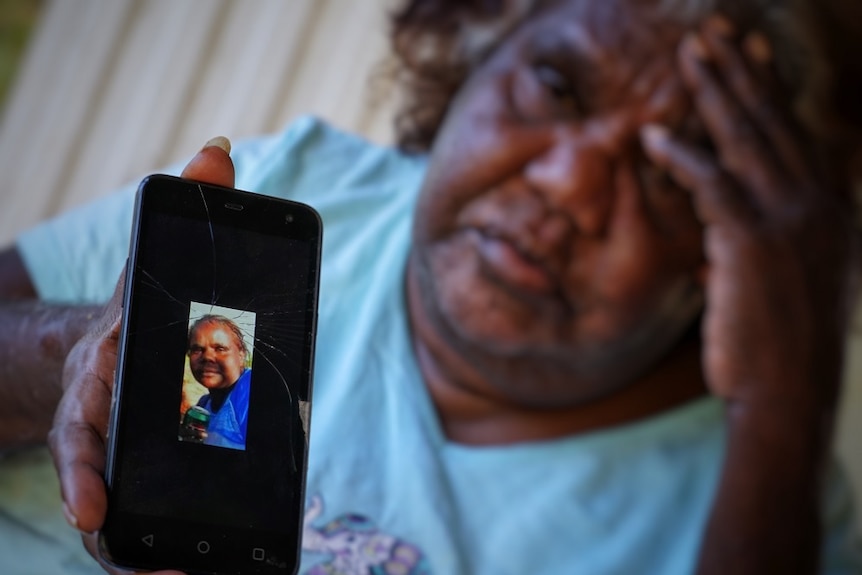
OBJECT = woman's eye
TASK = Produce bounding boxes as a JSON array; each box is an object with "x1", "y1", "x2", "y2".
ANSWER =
[{"x1": 534, "y1": 63, "x2": 580, "y2": 115}]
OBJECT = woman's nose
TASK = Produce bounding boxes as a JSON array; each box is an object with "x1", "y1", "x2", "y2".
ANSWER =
[{"x1": 524, "y1": 133, "x2": 615, "y2": 237}]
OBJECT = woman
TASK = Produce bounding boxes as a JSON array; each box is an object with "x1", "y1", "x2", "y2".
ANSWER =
[{"x1": 2, "y1": 0, "x2": 861, "y2": 573}]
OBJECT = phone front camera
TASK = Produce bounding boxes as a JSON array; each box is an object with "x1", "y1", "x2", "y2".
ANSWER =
[{"x1": 285, "y1": 214, "x2": 295, "y2": 224}]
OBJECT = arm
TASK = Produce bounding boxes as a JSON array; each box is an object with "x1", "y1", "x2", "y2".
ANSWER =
[
  {"x1": 700, "y1": 405, "x2": 831, "y2": 573},
  {"x1": 643, "y1": 16, "x2": 858, "y2": 574},
  {"x1": 0, "y1": 248, "x2": 100, "y2": 451}
]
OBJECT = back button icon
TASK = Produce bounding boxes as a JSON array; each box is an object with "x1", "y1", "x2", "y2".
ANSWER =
[{"x1": 142, "y1": 534, "x2": 154, "y2": 548}]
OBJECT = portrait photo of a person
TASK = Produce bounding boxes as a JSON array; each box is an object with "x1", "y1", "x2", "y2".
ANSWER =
[{"x1": 179, "y1": 312, "x2": 254, "y2": 451}]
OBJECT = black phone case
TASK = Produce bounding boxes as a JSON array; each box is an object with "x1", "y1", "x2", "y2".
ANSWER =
[{"x1": 100, "y1": 175, "x2": 322, "y2": 575}]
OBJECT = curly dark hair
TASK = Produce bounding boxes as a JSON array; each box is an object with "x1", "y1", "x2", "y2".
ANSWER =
[
  {"x1": 390, "y1": 0, "x2": 533, "y2": 153},
  {"x1": 389, "y1": 0, "x2": 862, "y2": 183}
]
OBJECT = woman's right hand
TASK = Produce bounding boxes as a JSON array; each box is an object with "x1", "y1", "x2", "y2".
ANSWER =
[{"x1": 48, "y1": 137, "x2": 235, "y2": 574}]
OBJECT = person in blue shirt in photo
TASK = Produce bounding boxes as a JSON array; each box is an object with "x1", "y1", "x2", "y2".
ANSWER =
[{"x1": 186, "y1": 314, "x2": 251, "y2": 450}]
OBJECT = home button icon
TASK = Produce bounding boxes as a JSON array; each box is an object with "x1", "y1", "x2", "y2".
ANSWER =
[{"x1": 197, "y1": 541, "x2": 211, "y2": 554}]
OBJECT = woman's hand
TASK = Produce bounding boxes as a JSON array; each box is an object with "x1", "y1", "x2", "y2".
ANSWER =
[
  {"x1": 642, "y1": 16, "x2": 859, "y2": 574},
  {"x1": 641, "y1": 16, "x2": 857, "y2": 419},
  {"x1": 48, "y1": 138, "x2": 235, "y2": 574}
]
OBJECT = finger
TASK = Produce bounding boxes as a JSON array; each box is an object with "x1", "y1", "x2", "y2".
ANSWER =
[
  {"x1": 51, "y1": 322, "x2": 121, "y2": 532},
  {"x1": 677, "y1": 32, "x2": 783, "y2": 204},
  {"x1": 701, "y1": 17, "x2": 809, "y2": 180},
  {"x1": 701, "y1": 18, "x2": 765, "y2": 122},
  {"x1": 641, "y1": 124, "x2": 757, "y2": 226},
  {"x1": 84, "y1": 270, "x2": 126, "y2": 363},
  {"x1": 51, "y1": 348, "x2": 117, "y2": 533},
  {"x1": 180, "y1": 137, "x2": 235, "y2": 188},
  {"x1": 50, "y1": 415, "x2": 108, "y2": 533},
  {"x1": 638, "y1": 161, "x2": 704, "y2": 241},
  {"x1": 62, "y1": 316, "x2": 121, "y2": 435},
  {"x1": 610, "y1": 153, "x2": 648, "y2": 234}
]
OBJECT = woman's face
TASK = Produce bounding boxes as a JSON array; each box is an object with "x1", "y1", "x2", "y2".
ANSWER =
[
  {"x1": 410, "y1": 0, "x2": 706, "y2": 406},
  {"x1": 188, "y1": 322, "x2": 246, "y2": 390}
]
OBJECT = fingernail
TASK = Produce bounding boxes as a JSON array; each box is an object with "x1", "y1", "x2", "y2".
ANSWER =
[
  {"x1": 201, "y1": 136, "x2": 231, "y2": 155},
  {"x1": 62, "y1": 501, "x2": 95, "y2": 535},
  {"x1": 707, "y1": 14, "x2": 735, "y2": 37},
  {"x1": 641, "y1": 124, "x2": 671, "y2": 150},
  {"x1": 744, "y1": 32, "x2": 772, "y2": 63},
  {"x1": 684, "y1": 33, "x2": 710, "y2": 61},
  {"x1": 61, "y1": 501, "x2": 79, "y2": 530}
]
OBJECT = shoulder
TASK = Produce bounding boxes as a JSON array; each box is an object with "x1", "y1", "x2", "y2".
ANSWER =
[{"x1": 239, "y1": 116, "x2": 427, "y2": 208}]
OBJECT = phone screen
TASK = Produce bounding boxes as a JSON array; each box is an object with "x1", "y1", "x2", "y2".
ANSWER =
[{"x1": 100, "y1": 175, "x2": 321, "y2": 575}]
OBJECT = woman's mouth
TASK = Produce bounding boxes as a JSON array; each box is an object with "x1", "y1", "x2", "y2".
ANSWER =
[{"x1": 472, "y1": 231, "x2": 558, "y2": 296}]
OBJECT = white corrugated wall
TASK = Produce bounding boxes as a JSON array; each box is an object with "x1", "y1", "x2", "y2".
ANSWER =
[{"x1": 0, "y1": 0, "x2": 396, "y2": 243}]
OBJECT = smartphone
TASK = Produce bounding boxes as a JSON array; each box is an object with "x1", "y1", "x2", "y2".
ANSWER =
[{"x1": 100, "y1": 174, "x2": 322, "y2": 575}]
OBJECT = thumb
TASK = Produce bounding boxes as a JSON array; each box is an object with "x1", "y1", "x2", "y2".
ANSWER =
[{"x1": 180, "y1": 136, "x2": 235, "y2": 188}]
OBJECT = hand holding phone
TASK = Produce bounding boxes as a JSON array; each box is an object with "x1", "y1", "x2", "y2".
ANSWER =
[{"x1": 50, "y1": 145, "x2": 322, "y2": 575}]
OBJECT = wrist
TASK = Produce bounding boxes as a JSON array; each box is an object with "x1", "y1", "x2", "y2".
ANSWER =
[
  {"x1": 0, "y1": 302, "x2": 103, "y2": 450},
  {"x1": 723, "y1": 397, "x2": 834, "y2": 479}
]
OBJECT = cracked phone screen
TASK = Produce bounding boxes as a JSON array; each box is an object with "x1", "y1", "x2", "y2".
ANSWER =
[{"x1": 107, "y1": 176, "x2": 319, "y2": 540}]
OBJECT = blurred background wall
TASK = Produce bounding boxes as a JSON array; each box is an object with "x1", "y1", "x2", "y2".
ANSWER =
[
  {"x1": 0, "y1": 0, "x2": 397, "y2": 246},
  {"x1": 0, "y1": 0, "x2": 860, "y2": 534}
]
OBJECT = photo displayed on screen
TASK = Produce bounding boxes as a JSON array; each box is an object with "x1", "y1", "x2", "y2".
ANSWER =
[{"x1": 178, "y1": 302, "x2": 256, "y2": 451}]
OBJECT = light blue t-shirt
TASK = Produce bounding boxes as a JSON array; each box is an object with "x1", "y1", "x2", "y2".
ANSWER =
[{"x1": 9, "y1": 117, "x2": 862, "y2": 574}]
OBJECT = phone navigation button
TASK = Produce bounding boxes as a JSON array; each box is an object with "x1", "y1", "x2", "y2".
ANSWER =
[
  {"x1": 197, "y1": 540, "x2": 211, "y2": 554},
  {"x1": 252, "y1": 548, "x2": 265, "y2": 561},
  {"x1": 142, "y1": 534, "x2": 154, "y2": 548}
]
